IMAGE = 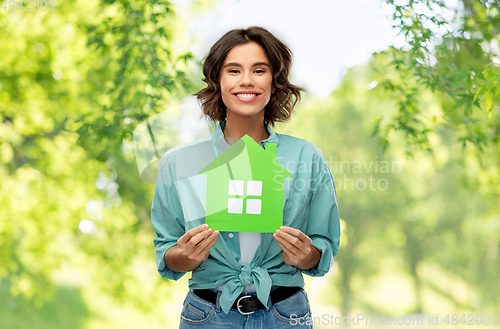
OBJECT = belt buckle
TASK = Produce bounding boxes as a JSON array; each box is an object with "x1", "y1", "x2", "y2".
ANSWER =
[{"x1": 236, "y1": 295, "x2": 256, "y2": 315}]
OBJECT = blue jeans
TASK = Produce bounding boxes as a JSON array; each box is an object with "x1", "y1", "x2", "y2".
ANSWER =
[{"x1": 179, "y1": 287, "x2": 313, "y2": 328}]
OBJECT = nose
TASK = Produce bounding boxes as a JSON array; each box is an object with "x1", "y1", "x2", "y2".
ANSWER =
[{"x1": 239, "y1": 71, "x2": 254, "y2": 86}]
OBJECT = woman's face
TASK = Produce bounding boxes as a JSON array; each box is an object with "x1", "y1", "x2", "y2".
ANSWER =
[{"x1": 219, "y1": 42, "x2": 274, "y2": 121}]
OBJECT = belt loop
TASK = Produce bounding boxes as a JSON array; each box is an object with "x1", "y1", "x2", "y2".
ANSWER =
[
  {"x1": 267, "y1": 295, "x2": 272, "y2": 308},
  {"x1": 214, "y1": 290, "x2": 222, "y2": 312},
  {"x1": 268, "y1": 285, "x2": 277, "y2": 308}
]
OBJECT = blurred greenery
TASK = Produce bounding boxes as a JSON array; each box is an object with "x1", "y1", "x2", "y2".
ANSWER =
[
  {"x1": 1, "y1": 0, "x2": 499, "y2": 328},
  {"x1": 0, "y1": 0, "x2": 200, "y2": 323},
  {"x1": 0, "y1": 278, "x2": 89, "y2": 329},
  {"x1": 378, "y1": 0, "x2": 500, "y2": 151}
]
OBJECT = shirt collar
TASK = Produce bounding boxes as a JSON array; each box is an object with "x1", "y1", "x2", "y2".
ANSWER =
[{"x1": 212, "y1": 121, "x2": 279, "y2": 145}]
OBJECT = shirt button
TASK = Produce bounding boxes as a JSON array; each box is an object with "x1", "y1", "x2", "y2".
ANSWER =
[{"x1": 228, "y1": 233, "x2": 234, "y2": 238}]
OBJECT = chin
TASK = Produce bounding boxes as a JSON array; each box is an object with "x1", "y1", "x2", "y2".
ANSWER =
[{"x1": 231, "y1": 111, "x2": 264, "y2": 119}]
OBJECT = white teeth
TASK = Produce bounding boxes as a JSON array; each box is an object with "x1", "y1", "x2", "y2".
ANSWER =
[{"x1": 236, "y1": 94, "x2": 256, "y2": 98}]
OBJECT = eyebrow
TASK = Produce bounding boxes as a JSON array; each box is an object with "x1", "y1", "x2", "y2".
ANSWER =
[{"x1": 223, "y1": 62, "x2": 270, "y2": 68}]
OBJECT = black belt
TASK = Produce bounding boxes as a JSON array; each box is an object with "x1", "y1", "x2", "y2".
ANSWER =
[{"x1": 192, "y1": 286, "x2": 302, "y2": 315}]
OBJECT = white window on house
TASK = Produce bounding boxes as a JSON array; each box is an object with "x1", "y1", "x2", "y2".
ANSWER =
[
  {"x1": 246, "y1": 180, "x2": 262, "y2": 196},
  {"x1": 228, "y1": 180, "x2": 244, "y2": 195},
  {"x1": 227, "y1": 198, "x2": 243, "y2": 214},
  {"x1": 246, "y1": 199, "x2": 261, "y2": 214},
  {"x1": 227, "y1": 180, "x2": 262, "y2": 214}
]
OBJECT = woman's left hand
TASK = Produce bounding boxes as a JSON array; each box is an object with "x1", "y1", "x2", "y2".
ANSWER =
[{"x1": 273, "y1": 226, "x2": 321, "y2": 269}]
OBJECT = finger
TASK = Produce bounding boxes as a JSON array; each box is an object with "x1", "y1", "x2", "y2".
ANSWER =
[
  {"x1": 194, "y1": 230, "x2": 218, "y2": 251},
  {"x1": 275, "y1": 231, "x2": 312, "y2": 260},
  {"x1": 193, "y1": 231, "x2": 219, "y2": 257},
  {"x1": 279, "y1": 226, "x2": 311, "y2": 243},
  {"x1": 188, "y1": 231, "x2": 219, "y2": 261},
  {"x1": 177, "y1": 224, "x2": 209, "y2": 245},
  {"x1": 187, "y1": 228, "x2": 214, "y2": 248},
  {"x1": 275, "y1": 237, "x2": 289, "y2": 252},
  {"x1": 274, "y1": 233, "x2": 300, "y2": 258},
  {"x1": 274, "y1": 229, "x2": 305, "y2": 250},
  {"x1": 274, "y1": 238, "x2": 286, "y2": 253},
  {"x1": 279, "y1": 226, "x2": 300, "y2": 237},
  {"x1": 275, "y1": 239, "x2": 299, "y2": 263},
  {"x1": 179, "y1": 230, "x2": 212, "y2": 256}
]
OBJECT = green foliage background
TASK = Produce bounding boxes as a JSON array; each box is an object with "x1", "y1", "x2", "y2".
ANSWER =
[{"x1": 0, "y1": 0, "x2": 499, "y2": 328}]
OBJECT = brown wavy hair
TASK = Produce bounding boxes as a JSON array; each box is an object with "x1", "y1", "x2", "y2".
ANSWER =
[{"x1": 195, "y1": 26, "x2": 304, "y2": 126}]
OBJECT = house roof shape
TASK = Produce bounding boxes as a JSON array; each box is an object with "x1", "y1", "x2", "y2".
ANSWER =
[{"x1": 199, "y1": 134, "x2": 292, "y2": 177}]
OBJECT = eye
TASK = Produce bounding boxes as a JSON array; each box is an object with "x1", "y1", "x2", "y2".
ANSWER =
[
  {"x1": 228, "y1": 69, "x2": 240, "y2": 74},
  {"x1": 255, "y1": 69, "x2": 266, "y2": 74}
]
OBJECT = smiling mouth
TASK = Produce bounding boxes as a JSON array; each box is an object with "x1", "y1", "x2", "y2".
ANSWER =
[{"x1": 234, "y1": 93, "x2": 260, "y2": 99}]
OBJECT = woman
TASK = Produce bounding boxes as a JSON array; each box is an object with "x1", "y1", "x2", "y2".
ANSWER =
[{"x1": 151, "y1": 26, "x2": 340, "y2": 328}]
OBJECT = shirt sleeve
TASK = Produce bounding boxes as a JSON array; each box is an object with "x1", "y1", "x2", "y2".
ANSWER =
[
  {"x1": 301, "y1": 159, "x2": 341, "y2": 277},
  {"x1": 151, "y1": 157, "x2": 187, "y2": 280}
]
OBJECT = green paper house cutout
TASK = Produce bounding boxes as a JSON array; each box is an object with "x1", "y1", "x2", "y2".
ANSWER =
[{"x1": 198, "y1": 135, "x2": 293, "y2": 233}]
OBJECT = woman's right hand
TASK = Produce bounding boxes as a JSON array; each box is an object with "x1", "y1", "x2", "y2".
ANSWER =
[
  {"x1": 177, "y1": 224, "x2": 219, "y2": 262},
  {"x1": 164, "y1": 224, "x2": 219, "y2": 272}
]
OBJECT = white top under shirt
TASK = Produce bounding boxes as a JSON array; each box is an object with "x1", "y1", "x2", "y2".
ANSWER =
[{"x1": 216, "y1": 232, "x2": 261, "y2": 293}]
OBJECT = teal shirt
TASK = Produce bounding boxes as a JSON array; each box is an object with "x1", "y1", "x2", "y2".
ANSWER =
[{"x1": 151, "y1": 121, "x2": 340, "y2": 314}]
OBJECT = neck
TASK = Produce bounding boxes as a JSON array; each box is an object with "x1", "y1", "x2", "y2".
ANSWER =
[{"x1": 223, "y1": 114, "x2": 270, "y2": 146}]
